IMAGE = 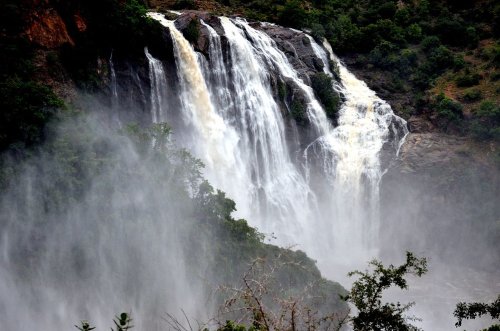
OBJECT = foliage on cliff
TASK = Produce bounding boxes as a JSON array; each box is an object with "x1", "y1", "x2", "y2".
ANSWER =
[{"x1": 0, "y1": 1, "x2": 65, "y2": 150}]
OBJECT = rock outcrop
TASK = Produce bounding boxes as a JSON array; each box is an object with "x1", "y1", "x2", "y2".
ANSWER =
[{"x1": 25, "y1": 7, "x2": 74, "y2": 48}]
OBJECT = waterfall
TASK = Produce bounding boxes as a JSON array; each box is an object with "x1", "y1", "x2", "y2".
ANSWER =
[
  {"x1": 109, "y1": 51, "x2": 121, "y2": 126},
  {"x1": 146, "y1": 13, "x2": 408, "y2": 264},
  {"x1": 109, "y1": 51, "x2": 118, "y2": 105},
  {"x1": 232, "y1": 19, "x2": 332, "y2": 137},
  {"x1": 199, "y1": 20, "x2": 233, "y2": 116},
  {"x1": 307, "y1": 38, "x2": 409, "y2": 264},
  {"x1": 147, "y1": 13, "x2": 238, "y2": 170},
  {"x1": 145, "y1": 47, "x2": 168, "y2": 123},
  {"x1": 214, "y1": 17, "x2": 317, "y2": 243}
]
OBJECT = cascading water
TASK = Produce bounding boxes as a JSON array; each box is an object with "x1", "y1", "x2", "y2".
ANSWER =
[
  {"x1": 145, "y1": 47, "x2": 169, "y2": 123},
  {"x1": 146, "y1": 13, "x2": 237, "y2": 170},
  {"x1": 109, "y1": 51, "x2": 118, "y2": 107},
  {"x1": 146, "y1": 13, "x2": 408, "y2": 267},
  {"x1": 305, "y1": 37, "x2": 409, "y2": 266}
]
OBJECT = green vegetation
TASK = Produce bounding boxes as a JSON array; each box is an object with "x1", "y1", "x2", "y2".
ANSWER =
[
  {"x1": 183, "y1": 19, "x2": 201, "y2": 44},
  {"x1": 431, "y1": 93, "x2": 463, "y2": 129},
  {"x1": 290, "y1": 98, "x2": 307, "y2": 125},
  {"x1": 471, "y1": 100, "x2": 500, "y2": 140},
  {"x1": 75, "y1": 252, "x2": 433, "y2": 331},
  {"x1": 0, "y1": 1, "x2": 64, "y2": 150},
  {"x1": 344, "y1": 252, "x2": 428, "y2": 331},
  {"x1": 454, "y1": 295, "x2": 500, "y2": 329},
  {"x1": 311, "y1": 73, "x2": 340, "y2": 120}
]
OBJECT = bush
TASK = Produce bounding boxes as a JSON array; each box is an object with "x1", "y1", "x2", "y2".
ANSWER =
[
  {"x1": 433, "y1": 93, "x2": 463, "y2": 123},
  {"x1": 328, "y1": 14, "x2": 362, "y2": 52},
  {"x1": 465, "y1": 26, "x2": 479, "y2": 48},
  {"x1": 397, "y1": 48, "x2": 418, "y2": 74},
  {"x1": 434, "y1": 16, "x2": 468, "y2": 47},
  {"x1": 310, "y1": 73, "x2": 340, "y2": 119},
  {"x1": 406, "y1": 23, "x2": 423, "y2": 43},
  {"x1": 310, "y1": 23, "x2": 326, "y2": 40},
  {"x1": 421, "y1": 35, "x2": 441, "y2": 51},
  {"x1": 429, "y1": 45, "x2": 455, "y2": 71},
  {"x1": 182, "y1": 19, "x2": 200, "y2": 44},
  {"x1": 0, "y1": 78, "x2": 64, "y2": 149},
  {"x1": 172, "y1": 0, "x2": 197, "y2": 9},
  {"x1": 470, "y1": 101, "x2": 500, "y2": 140},
  {"x1": 455, "y1": 71, "x2": 482, "y2": 87},
  {"x1": 368, "y1": 41, "x2": 399, "y2": 68},
  {"x1": 277, "y1": 0, "x2": 308, "y2": 29},
  {"x1": 462, "y1": 88, "x2": 482, "y2": 102},
  {"x1": 290, "y1": 98, "x2": 307, "y2": 124}
]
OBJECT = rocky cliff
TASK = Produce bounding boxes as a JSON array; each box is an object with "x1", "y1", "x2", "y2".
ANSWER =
[{"x1": 4, "y1": 1, "x2": 499, "y2": 273}]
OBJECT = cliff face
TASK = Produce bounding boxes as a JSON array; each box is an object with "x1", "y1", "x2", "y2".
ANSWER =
[{"x1": 6, "y1": 2, "x2": 499, "y2": 272}]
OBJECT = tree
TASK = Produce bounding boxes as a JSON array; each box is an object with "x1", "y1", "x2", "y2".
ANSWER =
[
  {"x1": 343, "y1": 252, "x2": 428, "y2": 331},
  {"x1": 454, "y1": 295, "x2": 500, "y2": 328}
]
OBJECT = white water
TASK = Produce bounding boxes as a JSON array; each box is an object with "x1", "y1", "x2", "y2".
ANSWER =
[
  {"x1": 303, "y1": 38, "x2": 409, "y2": 267},
  {"x1": 146, "y1": 13, "x2": 408, "y2": 266},
  {"x1": 109, "y1": 51, "x2": 118, "y2": 106},
  {"x1": 146, "y1": 13, "x2": 238, "y2": 171},
  {"x1": 145, "y1": 47, "x2": 169, "y2": 123}
]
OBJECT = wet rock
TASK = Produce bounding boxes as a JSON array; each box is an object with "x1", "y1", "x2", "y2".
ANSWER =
[{"x1": 258, "y1": 24, "x2": 322, "y2": 82}]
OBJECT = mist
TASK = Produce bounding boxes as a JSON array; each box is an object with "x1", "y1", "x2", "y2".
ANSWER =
[
  {"x1": 379, "y1": 133, "x2": 500, "y2": 330},
  {"x1": 0, "y1": 110, "x2": 215, "y2": 330}
]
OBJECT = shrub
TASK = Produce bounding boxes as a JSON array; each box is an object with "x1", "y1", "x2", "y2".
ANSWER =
[
  {"x1": 310, "y1": 23, "x2": 326, "y2": 40},
  {"x1": 398, "y1": 48, "x2": 418, "y2": 74},
  {"x1": 368, "y1": 41, "x2": 399, "y2": 68},
  {"x1": 0, "y1": 78, "x2": 64, "y2": 149},
  {"x1": 462, "y1": 89, "x2": 482, "y2": 102},
  {"x1": 470, "y1": 101, "x2": 500, "y2": 140},
  {"x1": 172, "y1": 0, "x2": 196, "y2": 9},
  {"x1": 406, "y1": 23, "x2": 423, "y2": 43},
  {"x1": 434, "y1": 16, "x2": 468, "y2": 47},
  {"x1": 183, "y1": 19, "x2": 200, "y2": 44},
  {"x1": 328, "y1": 15, "x2": 362, "y2": 52},
  {"x1": 310, "y1": 73, "x2": 340, "y2": 119},
  {"x1": 466, "y1": 26, "x2": 479, "y2": 48},
  {"x1": 453, "y1": 55, "x2": 466, "y2": 70},
  {"x1": 455, "y1": 71, "x2": 481, "y2": 87},
  {"x1": 277, "y1": 0, "x2": 308, "y2": 29},
  {"x1": 433, "y1": 93, "x2": 463, "y2": 123},
  {"x1": 394, "y1": 8, "x2": 410, "y2": 25},
  {"x1": 429, "y1": 45, "x2": 455, "y2": 71},
  {"x1": 290, "y1": 98, "x2": 307, "y2": 124},
  {"x1": 421, "y1": 35, "x2": 441, "y2": 51}
]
